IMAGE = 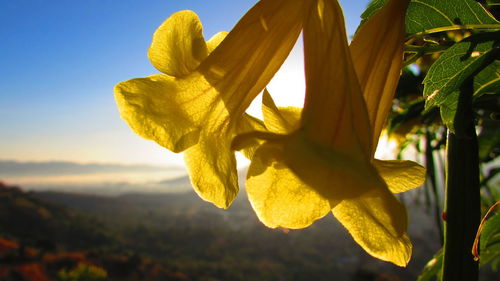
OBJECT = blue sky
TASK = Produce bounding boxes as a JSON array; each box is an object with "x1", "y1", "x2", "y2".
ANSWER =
[{"x1": 0, "y1": 0, "x2": 369, "y2": 166}]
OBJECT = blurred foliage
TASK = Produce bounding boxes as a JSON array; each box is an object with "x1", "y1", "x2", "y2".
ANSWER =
[
  {"x1": 57, "y1": 264, "x2": 107, "y2": 281},
  {"x1": 416, "y1": 249, "x2": 443, "y2": 281},
  {"x1": 368, "y1": 0, "x2": 500, "y2": 279}
]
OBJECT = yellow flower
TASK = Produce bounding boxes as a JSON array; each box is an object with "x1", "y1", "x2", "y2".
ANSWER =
[
  {"x1": 114, "y1": 0, "x2": 308, "y2": 208},
  {"x1": 233, "y1": 0, "x2": 425, "y2": 266}
]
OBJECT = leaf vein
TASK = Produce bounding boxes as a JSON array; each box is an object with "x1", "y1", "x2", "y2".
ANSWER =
[
  {"x1": 464, "y1": 0, "x2": 483, "y2": 24},
  {"x1": 412, "y1": 0, "x2": 454, "y2": 25},
  {"x1": 474, "y1": 76, "x2": 500, "y2": 96}
]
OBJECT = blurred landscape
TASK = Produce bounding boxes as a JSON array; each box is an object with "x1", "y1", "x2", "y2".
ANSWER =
[
  {"x1": 0, "y1": 160, "x2": 190, "y2": 195},
  {"x1": 0, "y1": 161, "x2": 497, "y2": 281}
]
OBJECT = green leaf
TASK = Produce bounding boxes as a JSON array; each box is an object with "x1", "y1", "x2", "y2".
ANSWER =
[
  {"x1": 474, "y1": 60, "x2": 500, "y2": 97},
  {"x1": 417, "y1": 248, "x2": 443, "y2": 281},
  {"x1": 406, "y1": 0, "x2": 500, "y2": 35},
  {"x1": 480, "y1": 210, "x2": 500, "y2": 270},
  {"x1": 437, "y1": 90, "x2": 460, "y2": 131},
  {"x1": 423, "y1": 31, "x2": 500, "y2": 131},
  {"x1": 357, "y1": 0, "x2": 388, "y2": 32},
  {"x1": 359, "y1": 0, "x2": 499, "y2": 36}
]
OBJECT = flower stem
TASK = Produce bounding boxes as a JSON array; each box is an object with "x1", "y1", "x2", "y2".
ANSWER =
[{"x1": 442, "y1": 78, "x2": 480, "y2": 281}]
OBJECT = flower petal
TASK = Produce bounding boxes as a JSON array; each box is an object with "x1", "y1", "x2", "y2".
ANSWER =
[
  {"x1": 199, "y1": 0, "x2": 306, "y2": 111},
  {"x1": 332, "y1": 188, "x2": 412, "y2": 267},
  {"x1": 120, "y1": 0, "x2": 307, "y2": 155},
  {"x1": 233, "y1": 89, "x2": 302, "y2": 158},
  {"x1": 246, "y1": 141, "x2": 331, "y2": 228},
  {"x1": 349, "y1": 0, "x2": 409, "y2": 151},
  {"x1": 234, "y1": 113, "x2": 266, "y2": 160},
  {"x1": 262, "y1": 89, "x2": 301, "y2": 134},
  {"x1": 148, "y1": 10, "x2": 209, "y2": 77},
  {"x1": 282, "y1": 133, "x2": 386, "y2": 202},
  {"x1": 373, "y1": 159, "x2": 426, "y2": 193},
  {"x1": 206, "y1": 32, "x2": 228, "y2": 53},
  {"x1": 114, "y1": 75, "x2": 200, "y2": 153},
  {"x1": 184, "y1": 134, "x2": 238, "y2": 209},
  {"x1": 181, "y1": 0, "x2": 310, "y2": 201},
  {"x1": 302, "y1": 0, "x2": 372, "y2": 156}
]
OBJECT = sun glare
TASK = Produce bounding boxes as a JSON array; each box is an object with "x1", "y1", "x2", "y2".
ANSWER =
[
  {"x1": 374, "y1": 132, "x2": 399, "y2": 160},
  {"x1": 246, "y1": 36, "x2": 306, "y2": 119},
  {"x1": 238, "y1": 37, "x2": 305, "y2": 168}
]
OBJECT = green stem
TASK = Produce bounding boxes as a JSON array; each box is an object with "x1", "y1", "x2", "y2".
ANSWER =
[
  {"x1": 425, "y1": 130, "x2": 444, "y2": 246},
  {"x1": 408, "y1": 24, "x2": 500, "y2": 39},
  {"x1": 402, "y1": 45, "x2": 449, "y2": 67},
  {"x1": 404, "y1": 44, "x2": 449, "y2": 54},
  {"x1": 442, "y1": 78, "x2": 480, "y2": 281}
]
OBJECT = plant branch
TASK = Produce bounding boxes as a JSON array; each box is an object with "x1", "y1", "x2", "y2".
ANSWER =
[{"x1": 441, "y1": 78, "x2": 480, "y2": 281}]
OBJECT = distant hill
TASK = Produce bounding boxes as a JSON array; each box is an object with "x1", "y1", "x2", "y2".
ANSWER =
[
  {"x1": 0, "y1": 162, "x2": 251, "y2": 196},
  {"x1": 158, "y1": 175, "x2": 192, "y2": 189},
  {"x1": 0, "y1": 160, "x2": 181, "y2": 176},
  {"x1": 0, "y1": 160, "x2": 190, "y2": 195},
  {"x1": 0, "y1": 182, "x2": 461, "y2": 281},
  {"x1": 159, "y1": 167, "x2": 248, "y2": 189},
  {"x1": 34, "y1": 189, "x2": 447, "y2": 281},
  {"x1": 0, "y1": 182, "x2": 115, "y2": 251},
  {"x1": 0, "y1": 182, "x2": 191, "y2": 281}
]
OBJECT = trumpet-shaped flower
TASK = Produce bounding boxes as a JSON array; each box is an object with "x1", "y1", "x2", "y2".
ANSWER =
[
  {"x1": 114, "y1": 0, "x2": 308, "y2": 208},
  {"x1": 233, "y1": 0, "x2": 425, "y2": 266}
]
